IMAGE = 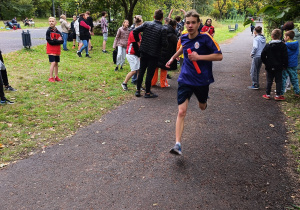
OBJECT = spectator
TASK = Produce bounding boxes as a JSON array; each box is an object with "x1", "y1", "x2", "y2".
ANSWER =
[
  {"x1": 100, "y1": 11, "x2": 109, "y2": 53},
  {"x1": 59, "y1": 15, "x2": 70, "y2": 51},
  {"x1": 77, "y1": 13, "x2": 92, "y2": 58},
  {"x1": 0, "y1": 50, "x2": 17, "y2": 91},
  {"x1": 0, "y1": 69, "x2": 14, "y2": 105},
  {"x1": 201, "y1": 18, "x2": 215, "y2": 37},
  {"x1": 24, "y1": 17, "x2": 30, "y2": 26},
  {"x1": 71, "y1": 15, "x2": 77, "y2": 49},
  {"x1": 11, "y1": 17, "x2": 21, "y2": 29},
  {"x1": 74, "y1": 15, "x2": 83, "y2": 51},
  {"x1": 86, "y1": 11, "x2": 94, "y2": 51},
  {"x1": 113, "y1": 20, "x2": 130, "y2": 71},
  {"x1": 133, "y1": 9, "x2": 168, "y2": 98}
]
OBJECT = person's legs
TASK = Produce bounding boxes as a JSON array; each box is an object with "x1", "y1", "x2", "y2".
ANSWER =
[
  {"x1": 175, "y1": 99, "x2": 189, "y2": 144},
  {"x1": 136, "y1": 56, "x2": 148, "y2": 94},
  {"x1": 124, "y1": 70, "x2": 137, "y2": 84},
  {"x1": 72, "y1": 38, "x2": 76, "y2": 49},
  {"x1": 79, "y1": 40, "x2": 88, "y2": 53},
  {"x1": 274, "y1": 70, "x2": 283, "y2": 96},
  {"x1": 116, "y1": 46, "x2": 123, "y2": 67},
  {"x1": 287, "y1": 67, "x2": 300, "y2": 95},
  {"x1": 62, "y1": 32, "x2": 68, "y2": 50},
  {"x1": 120, "y1": 47, "x2": 126, "y2": 67},
  {"x1": 145, "y1": 56, "x2": 159, "y2": 94},
  {"x1": 151, "y1": 68, "x2": 159, "y2": 86},
  {"x1": 266, "y1": 71, "x2": 274, "y2": 95},
  {"x1": 249, "y1": 57, "x2": 261, "y2": 88},
  {"x1": 281, "y1": 69, "x2": 289, "y2": 94},
  {"x1": 160, "y1": 69, "x2": 168, "y2": 87},
  {"x1": 0, "y1": 73, "x2": 6, "y2": 101},
  {"x1": 102, "y1": 33, "x2": 108, "y2": 52},
  {"x1": 1, "y1": 69, "x2": 9, "y2": 86}
]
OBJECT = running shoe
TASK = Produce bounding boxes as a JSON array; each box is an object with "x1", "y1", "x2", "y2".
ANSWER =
[{"x1": 170, "y1": 144, "x2": 182, "y2": 155}]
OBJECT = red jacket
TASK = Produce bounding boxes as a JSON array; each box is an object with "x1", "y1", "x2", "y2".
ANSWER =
[
  {"x1": 126, "y1": 31, "x2": 141, "y2": 56},
  {"x1": 46, "y1": 27, "x2": 64, "y2": 55},
  {"x1": 201, "y1": 25, "x2": 215, "y2": 36}
]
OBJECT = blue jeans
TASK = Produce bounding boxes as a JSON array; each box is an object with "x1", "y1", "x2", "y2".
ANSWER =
[
  {"x1": 79, "y1": 40, "x2": 88, "y2": 55},
  {"x1": 282, "y1": 67, "x2": 300, "y2": 94},
  {"x1": 62, "y1": 32, "x2": 68, "y2": 50},
  {"x1": 131, "y1": 73, "x2": 137, "y2": 84}
]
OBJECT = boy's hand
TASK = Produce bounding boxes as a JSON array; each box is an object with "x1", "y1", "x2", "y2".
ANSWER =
[
  {"x1": 188, "y1": 51, "x2": 199, "y2": 61},
  {"x1": 58, "y1": 37, "x2": 62, "y2": 40},
  {"x1": 166, "y1": 58, "x2": 174, "y2": 68}
]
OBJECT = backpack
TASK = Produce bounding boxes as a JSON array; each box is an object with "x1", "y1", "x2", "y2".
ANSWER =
[{"x1": 113, "y1": 48, "x2": 118, "y2": 64}]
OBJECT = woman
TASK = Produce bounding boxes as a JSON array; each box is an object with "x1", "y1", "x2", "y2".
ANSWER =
[
  {"x1": 121, "y1": 16, "x2": 143, "y2": 91},
  {"x1": 151, "y1": 19, "x2": 177, "y2": 88},
  {"x1": 113, "y1": 20, "x2": 130, "y2": 71},
  {"x1": 77, "y1": 13, "x2": 91, "y2": 58},
  {"x1": 201, "y1": 18, "x2": 215, "y2": 37},
  {"x1": 59, "y1": 15, "x2": 70, "y2": 51},
  {"x1": 71, "y1": 15, "x2": 77, "y2": 49}
]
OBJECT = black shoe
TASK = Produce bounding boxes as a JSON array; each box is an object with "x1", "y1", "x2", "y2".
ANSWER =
[
  {"x1": 167, "y1": 74, "x2": 172, "y2": 79},
  {"x1": 0, "y1": 99, "x2": 14, "y2": 105},
  {"x1": 121, "y1": 83, "x2": 128, "y2": 91},
  {"x1": 135, "y1": 90, "x2": 141, "y2": 97},
  {"x1": 144, "y1": 92, "x2": 158, "y2": 98},
  {"x1": 120, "y1": 66, "x2": 123, "y2": 70},
  {"x1": 115, "y1": 66, "x2": 118, "y2": 71},
  {"x1": 86, "y1": 54, "x2": 92, "y2": 58},
  {"x1": 102, "y1": 50, "x2": 108, "y2": 53},
  {"x1": 77, "y1": 51, "x2": 82, "y2": 57},
  {"x1": 4, "y1": 86, "x2": 17, "y2": 91}
]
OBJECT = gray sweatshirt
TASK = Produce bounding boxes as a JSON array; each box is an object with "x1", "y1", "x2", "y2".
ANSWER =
[{"x1": 251, "y1": 34, "x2": 266, "y2": 58}]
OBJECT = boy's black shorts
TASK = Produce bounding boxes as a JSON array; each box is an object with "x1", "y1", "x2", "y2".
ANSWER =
[
  {"x1": 177, "y1": 82, "x2": 209, "y2": 105},
  {"x1": 48, "y1": 55, "x2": 60, "y2": 63}
]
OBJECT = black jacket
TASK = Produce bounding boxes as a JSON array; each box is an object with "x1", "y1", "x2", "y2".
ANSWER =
[
  {"x1": 261, "y1": 40, "x2": 288, "y2": 72},
  {"x1": 133, "y1": 20, "x2": 168, "y2": 58},
  {"x1": 157, "y1": 25, "x2": 177, "y2": 70},
  {"x1": 79, "y1": 18, "x2": 90, "y2": 40}
]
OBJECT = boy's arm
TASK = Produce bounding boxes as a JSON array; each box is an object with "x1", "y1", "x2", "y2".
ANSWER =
[
  {"x1": 166, "y1": 46, "x2": 183, "y2": 68},
  {"x1": 133, "y1": 23, "x2": 145, "y2": 42},
  {"x1": 261, "y1": 45, "x2": 268, "y2": 64},
  {"x1": 46, "y1": 30, "x2": 63, "y2": 45},
  {"x1": 282, "y1": 44, "x2": 288, "y2": 69},
  {"x1": 251, "y1": 38, "x2": 258, "y2": 56},
  {"x1": 113, "y1": 28, "x2": 121, "y2": 49},
  {"x1": 188, "y1": 52, "x2": 223, "y2": 61}
]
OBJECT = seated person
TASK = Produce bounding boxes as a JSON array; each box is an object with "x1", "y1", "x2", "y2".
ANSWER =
[
  {"x1": 11, "y1": 17, "x2": 21, "y2": 29},
  {"x1": 24, "y1": 17, "x2": 30, "y2": 26}
]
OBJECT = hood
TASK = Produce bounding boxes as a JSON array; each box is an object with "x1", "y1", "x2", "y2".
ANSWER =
[
  {"x1": 59, "y1": 19, "x2": 65, "y2": 23},
  {"x1": 286, "y1": 40, "x2": 299, "y2": 50},
  {"x1": 269, "y1": 40, "x2": 282, "y2": 44},
  {"x1": 255, "y1": 34, "x2": 266, "y2": 44}
]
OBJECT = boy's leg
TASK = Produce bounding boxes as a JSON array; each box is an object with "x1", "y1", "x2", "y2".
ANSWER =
[
  {"x1": 145, "y1": 56, "x2": 159, "y2": 94},
  {"x1": 54, "y1": 62, "x2": 59, "y2": 77},
  {"x1": 274, "y1": 70, "x2": 283, "y2": 95},
  {"x1": 288, "y1": 67, "x2": 300, "y2": 95},
  {"x1": 136, "y1": 56, "x2": 148, "y2": 92},
  {"x1": 160, "y1": 69, "x2": 168, "y2": 87},
  {"x1": 121, "y1": 47, "x2": 126, "y2": 67},
  {"x1": 151, "y1": 68, "x2": 159, "y2": 86},
  {"x1": 124, "y1": 70, "x2": 136, "y2": 84},
  {"x1": 281, "y1": 69, "x2": 289, "y2": 94},
  {"x1": 1, "y1": 69, "x2": 9, "y2": 86},
  {"x1": 0, "y1": 73, "x2": 6, "y2": 101},
  {"x1": 49, "y1": 62, "x2": 55, "y2": 78},
  {"x1": 175, "y1": 99, "x2": 189, "y2": 144},
  {"x1": 266, "y1": 71, "x2": 274, "y2": 95},
  {"x1": 116, "y1": 46, "x2": 123, "y2": 66}
]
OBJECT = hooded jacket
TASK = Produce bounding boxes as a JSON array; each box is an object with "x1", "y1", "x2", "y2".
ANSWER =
[
  {"x1": 59, "y1": 19, "x2": 70, "y2": 33},
  {"x1": 286, "y1": 40, "x2": 299, "y2": 67},
  {"x1": 46, "y1": 27, "x2": 64, "y2": 55},
  {"x1": 261, "y1": 40, "x2": 288, "y2": 72},
  {"x1": 113, "y1": 26, "x2": 130, "y2": 49},
  {"x1": 251, "y1": 34, "x2": 266, "y2": 58}
]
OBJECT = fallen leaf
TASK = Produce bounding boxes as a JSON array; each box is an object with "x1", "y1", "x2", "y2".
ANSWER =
[
  {"x1": 0, "y1": 144, "x2": 4, "y2": 149},
  {"x1": 269, "y1": 124, "x2": 275, "y2": 128}
]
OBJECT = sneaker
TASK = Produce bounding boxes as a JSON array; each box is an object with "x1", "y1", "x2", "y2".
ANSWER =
[
  {"x1": 248, "y1": 84, "x2": 259, "y2": 89},
  {"x1": 140, "y1": 87, "x2": 146, "y2": 91},
  {"x1": 262, "y1": 94, "x2": 271, "y2": 100},
  {"x1": 114, "y1": 66, "x2": 118, "y2": 71},
  {"x1": 77, "y1": 51, "x2": 82, "y2": 57},
  {"x1": 54, "y1": 76, "x2": 62, "y2": 82},
  {"x1": 120, "y1": 66, "x2": 123, "y2": 70},
  {"x1": 170, "y1": 143, "x2": 182, "y2": 155},
  {"x1": 121, "y1": 83, "x2": 128, "y2": 91},
  {"x1": 85, "y1": 54, "x2": 92, "y2": 58},
  {"x1": 135, "y1": 90, "x2": 141, "y2": 97},
  {"x1": 48, "y1": 77, "x2": 55, "y2": 82},
  {"x1": 4, "y1": 86, "x2": 17, "y2": 91},
  {"x1": 0, "y1": 99, "x2": 14, "y2": 105},
  {"x1": 144, "y1": 91, "x2": 158, "y2": 98},
  {"x1": 167, "y1": 74, "x2": 172, "y2": 79},
  {"x1": 274, "y1": 95, "x2": 285, "y2": 101},
  {"x1": 102, "y1": 50, "x2": 108, "y2": 53}
]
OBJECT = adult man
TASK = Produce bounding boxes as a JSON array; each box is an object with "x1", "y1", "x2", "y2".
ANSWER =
[
  {"x1": 11, "y1": 17, "x2": 21, "y2": 29},
  {"x1": 100, "y1": 11, "x2": 108, "y2": 53},
  {"x1": 166, "y1": 10, "x2": 223, "y2": 155},
  {"x1": 133, "y1": 9, "x2": 168, "y2": 98},
  {"x1": 86, "y1": 11, "x2": 94, "y2": 51}
]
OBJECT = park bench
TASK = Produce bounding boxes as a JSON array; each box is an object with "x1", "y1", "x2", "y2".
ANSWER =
[{"x1": 228, "y1": 23, "x2": 238, "y2": 32}]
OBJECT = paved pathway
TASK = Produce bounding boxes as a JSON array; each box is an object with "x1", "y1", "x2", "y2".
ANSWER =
[{"x1": 0, "y1": 25, "x2": 298, "y2": 209}]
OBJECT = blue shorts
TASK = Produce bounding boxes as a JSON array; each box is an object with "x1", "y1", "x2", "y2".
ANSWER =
[
  {"x1": 48, "y1": 55, "x2": 60, "y2": 63},
  {"x1": 103, "y1": 32, "x2": 108, "y2": 41},
  {"x1": 177, "y1": 82, "x2": 209, "y2": 105}
]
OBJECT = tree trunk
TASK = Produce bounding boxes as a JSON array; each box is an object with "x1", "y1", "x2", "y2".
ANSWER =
[{"x1": 120, "y1": 0, "x2": 139, "y2": 26}]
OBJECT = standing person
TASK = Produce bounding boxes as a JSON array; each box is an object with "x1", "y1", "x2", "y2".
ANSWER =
[
  {"x1": 113, "y1": 20, "x2": 130, "y2": 71},
  {"x1": 261, "y1": 29, "x2": 288, "y2": 100},
  {"x1": 165, "y1": 10, "x2": 223, "y2": 155},
  {"x1": 59, "y1": 15, "x2": 70, "y2": 51},
  {"x1": 0, "y1": 50, "x2": 17, "y2": 91},
  {"x1": 86, "y1": 11, "x2": 94, "y2": 51},
  {"x1": 133, "y1": 9, "x2": 168, "y2": 98},
  {"x1": 201, "y1": 18, "x2": 215, "y2": 37},
  {"x1": 0, "y1": 68, "x2": 14, "y2": 105},
  {"x1": 74, "y1": 15, "x2": 83, "y2": 51},
  {"x1": 151, "y1": 19, "x2": 177, "y2": 88},
  {"x1": 77, "y1": 13, "x2": 92, "y2": 58},
  {"x1": 100, "y1": 11, "x2": 109, "y2": 53},
  {"x1": 121, "y1": 17, "x2": 143, "y2": 91},
  {"x1": 71, "y1": 15, "x2": 77, "y2": 49},
  {"x1": 248, "y1": 26, "x2": 266, "y2": 89},
  {"x1": 46, "y1": 17, "x2": 64, "y2": 82},
  {"x1": 281, "y1": 30, "x2": 300, "y2": 98}
]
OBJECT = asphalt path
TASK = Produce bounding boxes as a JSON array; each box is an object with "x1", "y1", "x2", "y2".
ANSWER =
[{"x1": 0, "y1": 25, "x2": 298, "y2": 209}]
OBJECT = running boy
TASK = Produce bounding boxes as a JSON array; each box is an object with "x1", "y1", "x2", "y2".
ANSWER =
[
  {"x1": 261, "y1": 29, "x2": 288, "y2": 100},
  {"x1": 166, "y1": 10, "x2": 223, "y2": 155},
  {"x1": 282, "y1": 30, "x2": 300, "y2": 98},
  {"x1": 46, "y1": 17, "x2": 64, "y2": 82}
]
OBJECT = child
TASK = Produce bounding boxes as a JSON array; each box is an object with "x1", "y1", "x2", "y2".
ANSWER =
[
  {"x1": 113, "y1": 20, "x2": 130, "y2": 71},
  {"x1": 121, "y1": 17, "x2": 143, "y2": 91},
  {"x1": 261, "y1": 29, "x2": 288, "y2": 100},
  {"x1": 249, "y1": 26, "x2": 266, "y2": 89},
  {"x1": 282, "y1": 30, "x2": 300, "y2": 97},
  {"x1": 166, "y1": 10, "x2": 223, "y2": 155},
  {"x1": 46, "y1": 17, "x2": 64, "y2": 82},
  {"x1": 100, "y1": 11, "x2": 109, "y2": 53}
]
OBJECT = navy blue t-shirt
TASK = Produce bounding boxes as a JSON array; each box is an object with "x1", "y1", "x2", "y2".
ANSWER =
[{"x1": 178, "y1": 32, "x2": 222, "y2": 86}]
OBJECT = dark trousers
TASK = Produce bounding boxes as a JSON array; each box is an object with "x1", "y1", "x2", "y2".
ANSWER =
[
  {"x1": 0, "y1": 71, "x2": 6, "y2": 101},
  {"x1": 266, "y1": 70, "x2": 282, "y2": 95},
  {"x1": 137, "y1": 53, "x2": 159, "y2": 93},
  {"x1": 1, "y1": 70, "x2": 9, "y2": 86}
]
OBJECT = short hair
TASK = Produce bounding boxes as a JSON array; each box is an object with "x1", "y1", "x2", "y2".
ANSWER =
[
  {"x1": 282, "y1": 21, "x2": 294, "y2": 31},
  {"x1": 123, "y1": 19, "x2": 129, "y2": 26},
  {"x1": 101, "y1": 11, "x2": 107, "y2": 17},
  {"x1": 60, "y1": 14, "x2": 66, "y2": 20},
  {"x1": 86, "y1": 11, "x2": 90, "y2": 15},
  {"x1": 169, "y1": 19, "x2": 177, "y2": 28},
  {"x1": 285, "y1": 30, "x2": 295, "y2": 40},
  {"x1": 205, "y1": 18, "x2": 212, "y2": 25},
  {"x1": 185, "y1": 10, "x2": 200, "y2": 23},
  {"x1": 271, "y1": 29, "x2": 282, "y2": 40},
  {"x1": 135, "y1": 16, "x2": 142, "y2": 24},
  {"x1": 255, "y1": 26, "x2": 262, "y2": 34},
  {"x1": 48, "y1": 17, "x2": 56, "y2": 21},
  {"x1": 80, "y1": 13, "x2": 85, "y2": 18},
  {"x1": 154, "y1": 9, "x2": 163, "y2": 20},
  {"x1": 175, "y1": 16, "x2": 181, "y2": 22},
  {"x1": 164, "y1": 17, "x2": 170, "y2": 24}
]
